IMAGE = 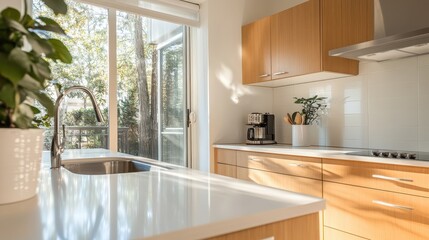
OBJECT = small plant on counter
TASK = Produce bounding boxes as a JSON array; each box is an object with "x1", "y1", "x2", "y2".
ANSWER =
[
  {"x1": 0, "y1": 0, "x2": 71, "y2": 128},
  {"x1": 284, "y1": 95, "x2": 327, "y2": 125},
  {"x1": 293, "y1": 95, "x2": 327, "y2": 125}
]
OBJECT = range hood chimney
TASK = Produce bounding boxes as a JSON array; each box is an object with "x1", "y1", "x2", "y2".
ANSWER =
[{"x1": 329, "y1": 0, "x2": 429, "y2": 62}]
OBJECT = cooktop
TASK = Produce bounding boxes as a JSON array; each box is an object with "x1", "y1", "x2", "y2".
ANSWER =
[{"x1": 346, "y1": 150, "x2": 429, "y2": 161}]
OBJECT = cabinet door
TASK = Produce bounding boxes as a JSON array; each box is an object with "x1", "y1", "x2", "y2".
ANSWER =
[
  {"x1": 208, "y1": 213, "x2": 320, "y2": 240},
  {"x1": 324, "y1": 181, "x2": 429, "y2": 240},
  {"x1": 214, "y1": 148, "x2": 236, "y2": 165},
  {"x1": 323, "y1": 159, "x2": 429, "y2": 197},
  {"x1": 242, "y1": 16, "x2": 271, "y2": 84},
  {"x1": 271, "y1": 0, "x2": 320, "y2": 79},
  {"x1": 324, "y1": 227, "x2": 367, "y2": 240},
  {"x1": 237, "y1": 151, "x2": 322, "y2": 180},
  {"x1": 321, "y1": 0, "x2": 374, "y2": 74},
  {"x1": 216, "y1": 163, "x2": 236, "y2": 178},
  {"x1": 237, "y1": 167, "x2": 322, "y2": 197}
]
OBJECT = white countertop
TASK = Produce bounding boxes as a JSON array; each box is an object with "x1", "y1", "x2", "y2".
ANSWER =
[
  {"x1": 0, "y1": 149, "x2": 324, "y2": 240},
  {"x1": 213, "y1": 144, "x2": 429, "y2": 168}
]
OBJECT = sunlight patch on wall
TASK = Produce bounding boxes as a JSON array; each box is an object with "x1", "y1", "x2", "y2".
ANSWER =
[{"x1": 216, "y1": 63, "x2": 253, "y2": 104}]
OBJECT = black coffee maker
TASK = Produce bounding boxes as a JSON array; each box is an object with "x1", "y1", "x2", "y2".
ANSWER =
[{"x1": 246, "y1": 113, "x2": 276, "y2": 145}]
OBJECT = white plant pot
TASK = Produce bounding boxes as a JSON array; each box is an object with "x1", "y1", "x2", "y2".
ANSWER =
[
  {"x1": 292, "y1": 125, "x2": 310, "y2": 147},
  {"x1": 0, "y1": 128, "x2": 43, "y2": 204}
]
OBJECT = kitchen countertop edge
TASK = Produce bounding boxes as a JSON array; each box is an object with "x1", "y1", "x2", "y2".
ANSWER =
[{"x1": 213, "y1": 144, "x2": 429, "y2": 168}]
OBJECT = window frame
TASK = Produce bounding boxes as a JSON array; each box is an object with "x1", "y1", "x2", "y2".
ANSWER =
[{"x1": 30, "y1": 0, "x2": 192, "y2": 166}]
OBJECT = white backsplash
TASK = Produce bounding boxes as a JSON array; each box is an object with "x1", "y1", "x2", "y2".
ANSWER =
[{"x1": 273, "y1": 54, "x2": 429, "y2": 152}]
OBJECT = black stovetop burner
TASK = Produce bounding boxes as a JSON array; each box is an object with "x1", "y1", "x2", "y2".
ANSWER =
[{"x1": 346, "y1": 150, "x2": 429, "y2": 161}]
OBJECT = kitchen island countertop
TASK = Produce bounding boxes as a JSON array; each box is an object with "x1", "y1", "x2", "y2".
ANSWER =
[{"x1": 0, "y1": 149, "x2": 324, "y2": 240}]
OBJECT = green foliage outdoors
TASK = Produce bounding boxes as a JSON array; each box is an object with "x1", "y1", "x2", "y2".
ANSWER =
[
  {"x1": 294, "y1": 95, "x2": 327, "y2": 125},
  {"x1": 0, "y1": 0, "x2": 71, "y2": 128}
]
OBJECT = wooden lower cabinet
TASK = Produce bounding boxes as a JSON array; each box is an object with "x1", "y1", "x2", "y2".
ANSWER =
[
  {"x1": 324, "y1": 181, "x2": 429, "y2": 240},
  {"x1": 236, "y1": 151, "x2": 322, "y2": 180},
  {"x1": 208, "y1": 213, "x2": 320, "y2": 240},
  {"x1": 324, "y1": 227, "x2": 366, "y2": 240},
  {"x1": 237, "y1": 167, "x2": 322, "y2": 198},
  {"x1": 216, "y1": 163, "x2": 237, "y2": 178}
]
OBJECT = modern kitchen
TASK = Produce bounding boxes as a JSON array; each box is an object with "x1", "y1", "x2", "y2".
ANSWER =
[{"x1": 1, "y1": 0, "x2": 429, "y2": 239}]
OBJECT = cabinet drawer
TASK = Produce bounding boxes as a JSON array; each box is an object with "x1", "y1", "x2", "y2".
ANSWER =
[
  {"x1": 216, "y1": 163, "x2": 236, "y2": 178},
  {"x1": 324, "y1": 181, "x2": 429, "y2": 240},
  {"x1": 237, "y1": 151, "x2": 322, "y2": 180},
  {"x1": 237, "y1": 167, "x2": 322, "y2": 198},
  {"x1": 324, "y1": 227, "x2": 366, "y2": 240},
  {"x1": 214, "y1": 149, "x2": 236, "y2": 165},
  {"x1": 323, "y1": 159, "x2": 429, "y2": 197}
]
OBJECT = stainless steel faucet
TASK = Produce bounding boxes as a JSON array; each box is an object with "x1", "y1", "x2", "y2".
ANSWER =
[{"x1": 51, "y1": 86, "x2": 104, "y2": 169}]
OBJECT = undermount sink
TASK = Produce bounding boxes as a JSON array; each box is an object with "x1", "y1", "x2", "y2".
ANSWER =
[{"x1": 62, "y1": 158, "x2": 171, "y2": 175}]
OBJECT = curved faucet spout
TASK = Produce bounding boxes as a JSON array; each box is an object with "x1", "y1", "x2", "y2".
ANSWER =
[{"x1": 51, "y1": 86, "x2": 104, "y2": 169}]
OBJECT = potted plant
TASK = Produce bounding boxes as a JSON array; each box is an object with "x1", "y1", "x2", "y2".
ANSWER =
[
  {"x1": 284, "y1": 95, "x2": 327, "y2": 147},
  {"x1": 0, "y1": 0, "x2": 71, "y2": 204}
]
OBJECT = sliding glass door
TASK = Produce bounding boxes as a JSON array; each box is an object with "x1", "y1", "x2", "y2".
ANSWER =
[{"x1": 33, "y1": 0, "x2": 189, "y2": 167}]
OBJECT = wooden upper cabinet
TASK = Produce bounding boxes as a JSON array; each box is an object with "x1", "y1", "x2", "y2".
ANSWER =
[
  {"x1": 242, "y1": 0, "x2": 374, "y2": 86},
  {"x1": 242, "y1": 16, "x2": 271, "y2": 84},
  {"x1": 271, "y1": 0, "x2": 321, "y2": 79},
  {"x1": 321, "y1": 0, "x2": 374, "y2": 75}
]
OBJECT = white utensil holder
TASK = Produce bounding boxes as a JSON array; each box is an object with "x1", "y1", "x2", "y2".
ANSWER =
[{"x1": 292, "y1": 125, "x2": 310, "y2": 147}]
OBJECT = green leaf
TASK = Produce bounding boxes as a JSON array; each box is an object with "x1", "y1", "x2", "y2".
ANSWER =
[
  {"x1": 46, "y1": 38, "x2": 72, "y2": 63},
  {"x1": 0, "y1": 83, "x2": 16, "y2": 107},
  {"x1": 3, "y1": 18, "x2": 28, "y2": 34},
  {"x1": 9, "y1": 47, "x2": 31, "y2": 70},
  {"x1": 1, "y1": 7, "x2": 21, "y2": 21},
  {"x1": 18, "y1": 74, "x2": 42, "y2": 90},
  {"x1": 0, "y1": 52, "x2": 25, "y2": 84},
  {"x1": 21, "y1": 14, "x2": 35, "y2": 28},
  {"x1": 33, "y1": 36, "x2": 54, "y2": 54},
  {"x1": 34, "y1": 17, "x2": 66, "y2": 35},
  {"x1": 34, "y1": 92, "x2": 54, "y2": 116},
  {"x1": 27, "y1": 104, "x2": 41, "y2": 114},
  {"x1": 32, "y1": 59, "x2": 51, "y2": 81},
  {"x1": 12, "y1": 103, "x2": 34, "y2": 128},
  {"x1": 41, "y1": 0, "x2": 68, "y2": 15}
]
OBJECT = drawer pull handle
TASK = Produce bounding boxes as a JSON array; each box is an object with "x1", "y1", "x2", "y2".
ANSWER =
[
  {"x1": 273, "y1": 71, "x2": 288, "y2": 76},
  {"x1": 249, "y1": 157, "x2": 263, "y2": 162},
  {"x1": 259, "y1": 73, "x2": 270, "y2": 78},
  {"x1": 372, "y1": 200, "x2": 413, "y2": 211},
  {"x1": 372, "y1": 174, "x2": 413, "y2": 182},
  {"x1": 288, "y1": 163, "x2": 306, "y2": 167}
]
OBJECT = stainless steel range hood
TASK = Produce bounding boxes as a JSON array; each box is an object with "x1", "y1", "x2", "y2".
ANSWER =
[{"x1": 329, "y1": 0, "x2": 429, "y2": 62}]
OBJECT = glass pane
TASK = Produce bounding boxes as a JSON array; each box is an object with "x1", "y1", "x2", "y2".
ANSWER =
[
  {"x1": 160, "y1": 36, "x2": 186, "y2": 166},
  {"x1": 33, "y1": 0, "x2": 109, "y2": 150},
  {"x1": 116, "y1": 12, "x2": 187, "y2": 166}
]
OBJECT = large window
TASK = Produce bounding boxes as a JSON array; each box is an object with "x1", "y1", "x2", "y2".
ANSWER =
[{"x1": 33, "y1": 0, "x2": 189, "y2": 166}]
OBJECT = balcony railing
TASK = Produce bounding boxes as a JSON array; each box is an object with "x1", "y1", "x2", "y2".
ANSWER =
[{"x1": 43, "y1": 126, "x2": 129, "y2": 153}]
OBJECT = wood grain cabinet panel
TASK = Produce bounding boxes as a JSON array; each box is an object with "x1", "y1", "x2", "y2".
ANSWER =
[
  {"x1": 324, "y1": 227, "x2": 367, "y2": 240},
  {"x1": 241, "y1": 0, "x2": 374, "y2": 86},
  {"x1": 323, "y1": 159, "x2": 429, "y2": 197},
  {"x1": 237, "y1": 151, "x2": 322, "y2": 180},
  {"x1": 321, "y1": 0, "x2": 374, "y2": 74},
  {"x1": 271, "y1": 0, "x2": 321, "y2": 79},
  {"x1": 242, "y1": 16, "x2": 271, "y2": 84},
  {"x1": 208, "y1": 213, "x2": 320, "y2": 240},
  {"x1": 324, "y1": 181, "x2": 429, "y2": 240},
  {"x1": 216, "y1": 163, "x2": 237, "y2": 178},
  {"x1": 214, "y1": 149, "x2": 237, "y2": 165},
  {"x1": 237, "y1": 167, "x2": 322, "y2": 198}
]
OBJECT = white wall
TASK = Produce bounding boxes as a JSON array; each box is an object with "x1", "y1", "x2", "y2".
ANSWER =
[
  {"x1": 273, "y1": 54, "x2": 429, "y2": 152},
  {"x1": 0, "y1": 0, "x2": 21, "y2": 10},
  {"x1": 199, "y1": 0, "x2": 309, "y2": 171},
  {"x1": 206, "y1": 0, "x2": 291, "y2": 172}
]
